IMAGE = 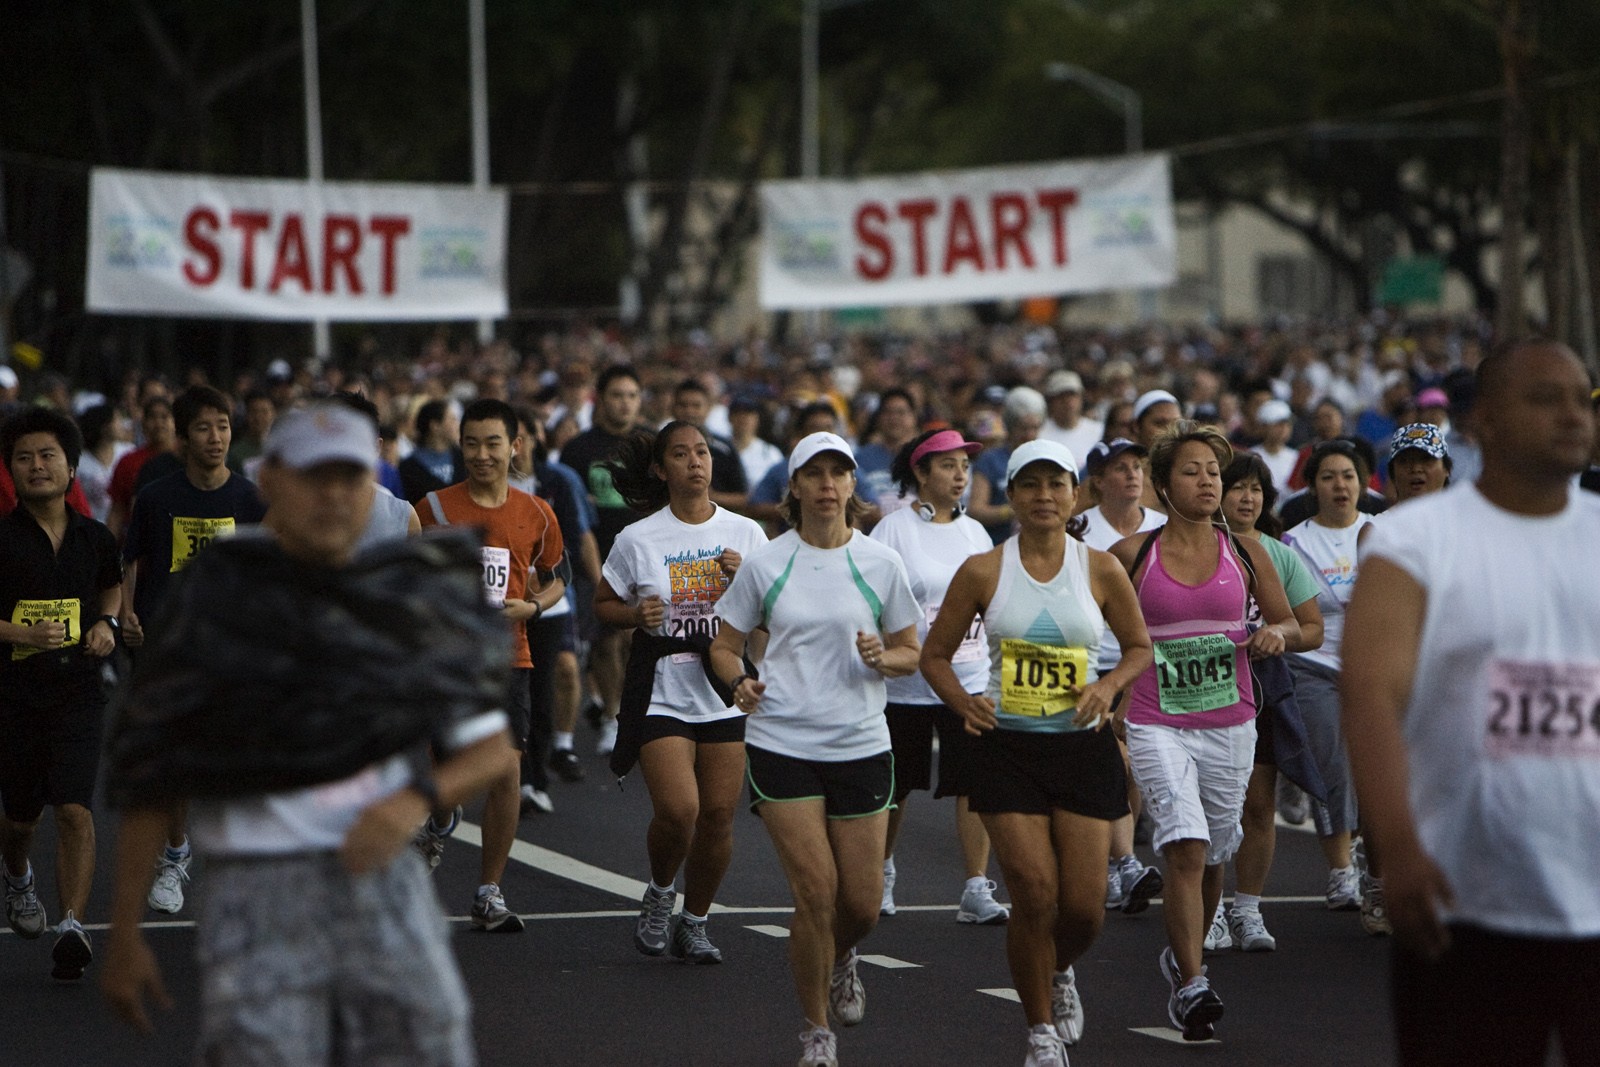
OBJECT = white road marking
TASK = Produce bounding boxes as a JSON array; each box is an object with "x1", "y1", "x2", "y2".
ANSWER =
[
  {"x1": 979, "y1": 988, "x2": 1021, "y2": 1002},
  {"x1": 859, "y1": 954, "x2": 920, "y2": 969},
  {"x1": 746, "y1": 924, "x2": 791, "y2": 938},
  {"x1": 1131, "y1": 1026, "x2": 1221, "y2": 1045},
  {"x1": 456, "y1": 820, "x2": 647, "y2": 901}
]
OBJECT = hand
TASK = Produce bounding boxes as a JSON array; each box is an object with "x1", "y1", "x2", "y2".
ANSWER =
[
  {"x1": 856, "y1": 630, "x2": 885, "y2": 671},
  {"x1": 1067, "y1": 678, "x2": 1118, "y2": 730},
  {"x1": 954, "y1": 692, "x2": 997, "y2": 736},
  {"x1": 635, "y1": 595, "x2": 665, "y2": 630},
  {"x1": 733, "y1": 676, "x2": 767, "y2": 714},
  {"x1": 340, "y1": 788, "x2": 431, "y2": 875},
  {"x1": 1243, "y1": 626, "x2": 1286, "y2": 660},
  {"x1": 1383, "y1": 843, "x2": 1456, "y2": 961},
  {"x1": 121, "y1": 611, "x2": 144, "y2": 649},
  {"x1": 718, "y1": 549, "x2": 742, "y2": 579},
  {"x1": 83, "y1": 620, "x2": 116, "y2": 658},
  {"x1": 101, "y1": 932, "x2": 172, "y2": 1034},
  {"x1": 26, "y1": 620, "x2": 66, "y2": 649}
]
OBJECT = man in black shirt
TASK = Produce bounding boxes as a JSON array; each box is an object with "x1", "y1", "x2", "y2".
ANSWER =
[
  {"x1": 398, "y1": 399, "x2": 466, "y2": 504},
  {"x1": 0, "y1": 407, "x2": 122, "y2": 981},
  {"x1": 670, "y1": 377, "x2": 749, "y2": 512}
]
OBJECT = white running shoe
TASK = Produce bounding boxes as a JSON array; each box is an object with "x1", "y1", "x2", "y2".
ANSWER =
[
  {"x1": 595, "y1": 717, "x2": 619, "y2": 756},
  {"x1": 829, "y1": 949, "x2": 866, "y2": 1027},
  {"x1": 1117, "y1": 858, "x2": 1163, "y2": 915},
  {"x1": 1360, "y1": 873, "x2": 1392, "y2": 936},
  {"x1": 1024, "y1": 1026, "x2": 1070, "y2": 1067},
  {"x1": 634, "y1": 883, "x2": 676, "y2": 955},
  {"x1": 880, "y1": 856, "x2": 896, "y2": 916},
  {"x1": 1227, "y1": 906, "x2": 1277, "y2": 952},
  {"x1": 470, "y1": 883, "x2": 525, "y2": 933},
  {"x1": 957, "y1": 878, "x2": 1010, "y2": 925},
  {"x1": 797, "y1": 1024, "x2": 838, "y2": 1067},
  {"x1": 1202, "y1": 902, "x2": 1232, "y2": 951},
  {"x1": 1051, "y1": 966, "x2": 1084, "y2": 1045},
  {"x1": 1326, "y1": 866, "x2": 1362, "y2": 911},
  {"x1": 147, "y1": 850, "x2": 190, "y2": 914},
  {"x1": 1103, "y1": 861, "x2": 1124, "y2": 910},
  {"x1": 1275, "y1": 776, "x2": 1309, "y2": 825},
  {"x1": 4, "y1": 864, "x2": 47, "y2": 939}
]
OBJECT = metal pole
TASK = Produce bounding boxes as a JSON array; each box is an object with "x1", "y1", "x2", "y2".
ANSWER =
[
  {"x1": 1568, "y1": 142, "x2": 1599, "y2": 374},
  {"x1": 801, "y1": 0, "x2": 819, "y2": 182},
  {"x1": 469, "y1": 0, "x2": 493, "y2": 345},
  {"x1": 0, "y1": 162, "x2": 10, "y2": 365},
  {"x1": 301, "y1": 0, "x2": 331, "y2": 362}
]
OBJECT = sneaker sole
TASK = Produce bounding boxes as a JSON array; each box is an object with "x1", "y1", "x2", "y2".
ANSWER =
[
  {"x1": 473, "y1": 914, "x2": 526, "y2": 934},
  {"x1": 147, "y1": 900, "x2": 183, "y2": 915},
  {"x1": 1178, "y1": 999, "x2": 1224, "y2": 1041},
  {"x1": 955, "y1": 908, "x2": 1008, "y2": 925},
  {"x1": 51, "y1": 934, "x2": 92, "y2": 982},
  {"x1": 8, "y1": 916, "x2": 48, "y2": 939},
  {"x1": 1121, "y1": 868, "x2": 1164, "y2": 915},
  {"x1": 670, "y1": 945, "x2": 724, "y2": 965},
  {"x1": 634, "y1": 934, "x2": 669, "y2": 955}
]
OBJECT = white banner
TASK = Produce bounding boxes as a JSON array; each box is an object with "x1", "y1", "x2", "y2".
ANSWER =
[
  {"x1": 87, "y1": 168, "x2": 507, "y2": 320},
  {"x1": 760, "y1": 154, "x2": 1176, "y2": 310}
]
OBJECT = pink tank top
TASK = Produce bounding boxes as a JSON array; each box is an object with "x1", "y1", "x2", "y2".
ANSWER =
[{"x1": 1126, "y1": 527, "x2": 1257, "y2": 730}]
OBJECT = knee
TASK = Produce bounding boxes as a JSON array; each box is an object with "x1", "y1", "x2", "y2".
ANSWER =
[
  {"x1": 1162, "y1": 841, "x2": 1208, "y2": 879},
  {"x1": 653, "y1": 801, "x2": 699, "y2": 838},
  {"x1": 789, "y1": 877, "x2": 838, "y2": 923},
  {"x1": 1003, "y1": 867, "x2": 1058, "y2": 919},
  {"x1": 694, "y1": 803, "x2": 736, "y2": 840},
  {"x1": 56, "y1": 804, "x2": 94, "y2": 833}
]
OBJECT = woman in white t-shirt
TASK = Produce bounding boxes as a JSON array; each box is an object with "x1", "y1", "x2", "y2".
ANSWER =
[
  {"x1": 869, "y1": 429, "x2": 1007, "y2": 925},
  {"x1": 711, "y1": 432, "x2": 921, "y2": 1067},
  {"x1": 594, "y1": 422, "x2": 767, "y2": 966},
  {"x1": 1284, "y1": 439, "x2": 1375, "y2": 915}
]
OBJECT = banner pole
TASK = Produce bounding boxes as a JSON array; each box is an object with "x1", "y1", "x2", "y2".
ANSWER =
[{"x1": 301, "y1": 0, "x2": 331, "y2": 363}]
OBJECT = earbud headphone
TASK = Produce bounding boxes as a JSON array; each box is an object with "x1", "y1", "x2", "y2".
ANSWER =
[{"x1": 916, "y1": 500, "x2": 965, "y2": 522}]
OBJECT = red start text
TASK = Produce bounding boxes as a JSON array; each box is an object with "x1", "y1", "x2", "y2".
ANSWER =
[
  {"x1": 182, "y1": 209, "x2": 412, "y2": 294},
  {"x1": 853, "y1": 188, "x2": 1079, "y2": 281}
]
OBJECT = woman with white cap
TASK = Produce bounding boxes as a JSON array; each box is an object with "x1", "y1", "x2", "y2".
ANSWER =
[
  {"x1": 711, "y1": 431, "x2": 922, "y2": 1067},
  {"x1": 1131, "y1": 390, "x2": 1182, "y2": 511},
  {"x1": 869, "y1": 428, "x2": 1007, "y2": 925},
  {"x1": 923, "y1": 439, "x2": 1153, "y2": 1067}
]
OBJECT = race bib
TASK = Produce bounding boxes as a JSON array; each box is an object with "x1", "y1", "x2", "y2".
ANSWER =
[
  {"x1": 930, "y1": 604, "x2": 987, "y2": 665},
  {"x1": 171, "y1": 516, "x2": 235, "y2": 572},
  {"x1": 1153, "y1": 634, "x2": 1240, "y2": 715},
  {"x1": 999, "y1": 638, "x2": 1088, "y2": 717},
  {"x1": 667, "y1": 600, "x2": 721, "y2": 664},
  {"x1": 1484, "y1": 659, "x2": 1600, "y2": 760},
  {"x1": 10, "y1": 599, "x2": 79, "y2": 661},
  {"x1": 481, "y1": 546, "x2": 511, "y2": 608}
]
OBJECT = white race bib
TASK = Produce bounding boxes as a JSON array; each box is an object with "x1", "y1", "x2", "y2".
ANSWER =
[{"x1": 481, "y1": 546, "x2": 511, "y2": 608}]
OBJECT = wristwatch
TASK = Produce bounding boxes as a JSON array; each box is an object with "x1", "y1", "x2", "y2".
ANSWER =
[{"x1": 98, "y1": 614, "x2": 120, "y2": 631}]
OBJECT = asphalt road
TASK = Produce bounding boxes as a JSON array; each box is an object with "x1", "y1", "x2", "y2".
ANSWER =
[{"x1": 4, "y1": 734, "x2": 1402, "y2": 1067}]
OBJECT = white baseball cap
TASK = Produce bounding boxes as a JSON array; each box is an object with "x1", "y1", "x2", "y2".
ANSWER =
[
  {"x1": 787, "y1": 431, "x2": 857, "y2": 478},
  {"x1": 1005, "y1": 439, "x2": 1078, "y2": 484},
  {"x1": 1133, "y1": 389, "x2": 1179, "y2": 422},
  {"x1": 264, "y1": 403, "x2": 379, "y2": 471},
  {"x1": 1257, "y1": 399, "x2": 1293, "y2": 425}
]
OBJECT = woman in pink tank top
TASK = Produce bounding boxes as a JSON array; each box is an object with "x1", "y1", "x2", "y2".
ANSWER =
[{"x1": 1109, "y1": 423, "x2": 1300, "y2": 1043}]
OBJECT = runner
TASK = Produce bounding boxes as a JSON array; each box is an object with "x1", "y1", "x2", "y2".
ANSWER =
[
  {"x1": 854, "y1": 388, "x2": 922, "y2": 519},
  {"x1": 1079, "y1": 438, "x2": 1166, "y2": 914},
  {"x1": 120, "y1": 385, "x2": 266, "y2": 916},
  {"x1": 1342, "y1": 340, "x2": 1600, "y2": 1066},
  {"x1": 415, "y1": 398, "x2": 568, "y2": 932},
  {"x1": 922, "y1": 439, "x2": 1153, "y2": 1067},
  {"x1": 99, "y1": 401, "x2": 513, "y2": 1064},
  {"x1": 0, "y1": 407, "x2": 122, "y2": 981},
  {"x1": 969, "y1": 387, "x2": 1046, "y2": 545},
  {"x1": 1283, "y1": 439, "x2": 1374, "y2": 916},
  {"x1": 868, "y1": 429, "x2": 1008, "y2": 925},
  {"x1": 710, "y1": 431, "x2": 921, "y2": 1067},
  {"x1": 1131, "y1": 390, "x2": 1182, "y2": 511},
  {"x1": 397, "y1": 399, "x2": 466, "y2": 503},
  {"x1": 594, "y1": 421, "x2": 765, "y2": 964},
  {"x1": 106, "y1": 396, "x2": 176, "y2": 538},
  {"x1": 1110, "y1": 422, "x2": 1300, "y2": 1042}
]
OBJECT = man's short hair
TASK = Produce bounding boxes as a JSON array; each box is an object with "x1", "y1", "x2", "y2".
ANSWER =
[
  {"x1": 1, "y1": 405, "x2": 84, "y2": 470},
  {"x1": 415, "y1": 399, "x2": 450, "y2": 440},
  {"x1": 673, "y1": 377, "x2": 710, "y2": 399},
  {"x1": 172, "y1": 385, "x2": 234, "y2": 438},
  {"x1": 596, "y1": 364, "x2": 641, "y2": 395},
  {"x1": 461, "y1": 398, "x2": 518, "y2": 442}
]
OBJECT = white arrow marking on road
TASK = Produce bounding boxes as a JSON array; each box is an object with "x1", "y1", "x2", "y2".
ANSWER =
[
  {"x1": 858, "y1": 954, "x2": 920, "y2": 969},
  {"x1": 1130, "y1": 1026, "x2": 1221, "y2": 1045},
  {"x1": 978, "y1": 988, "x2": 1021, "y2": 1002},
  {"x1": 746, "y1": 924, "x2": 792, "y2": 938},
  {"x1": 457, "y1": 819, "x2": 648, "y2": 900}
]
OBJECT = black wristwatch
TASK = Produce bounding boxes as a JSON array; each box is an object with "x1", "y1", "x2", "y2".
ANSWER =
[
  {"x1": 98, "y1": 614, "x2": 120, "y2": 631},
  {"x1": 728, "y1": 673, "x2": 751, "y2": 693}
]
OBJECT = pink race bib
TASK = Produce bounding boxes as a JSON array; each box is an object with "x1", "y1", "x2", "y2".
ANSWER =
[{"x1": 1483, "y1": 659, "x2": 1600, "y2": 760}]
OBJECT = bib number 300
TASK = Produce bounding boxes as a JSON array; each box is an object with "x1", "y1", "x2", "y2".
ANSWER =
[
  {"x1": 1153, "y1": 634, "x2": 1239, "y2": 715},
  {"x1": 999, "y1": 638, "x2": 1088, "y2": 717}
]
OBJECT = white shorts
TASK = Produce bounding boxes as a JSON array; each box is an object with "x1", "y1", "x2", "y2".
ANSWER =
[{"x1": 1126, "y1": 719, "x2": 1255, "y2": 866}]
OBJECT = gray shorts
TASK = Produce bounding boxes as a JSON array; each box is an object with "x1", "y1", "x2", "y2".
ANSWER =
[{"x1": 196, "y1": 850, "x2": 474, "y2": 1067}]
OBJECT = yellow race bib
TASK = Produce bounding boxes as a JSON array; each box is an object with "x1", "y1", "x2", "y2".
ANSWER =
[
  {"x1": 10, "y1": 599, "x2": 80, "y2": 661},
  {"x1": 171, "y1": 517, "x2": 235, "y2": 572},
  {"x1": 999, "y1": 638, "x2": 1089, "y2": 717}
]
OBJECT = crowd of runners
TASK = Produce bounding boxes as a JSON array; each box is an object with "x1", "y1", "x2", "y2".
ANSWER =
[{"x1": 0, "y1": 315, "x2": 1596, "y2": 1066}]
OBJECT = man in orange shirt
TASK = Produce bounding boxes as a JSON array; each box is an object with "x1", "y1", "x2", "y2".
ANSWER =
[{"x1": 416, "y1": 398, "x2": 567, "y2": 931}]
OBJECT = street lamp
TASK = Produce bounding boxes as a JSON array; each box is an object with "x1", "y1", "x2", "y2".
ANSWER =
[
  {"x1": 1043, "y1": 61, "x2": 1142, "y2": 155},
  {"x1": 802, "y1": 0, "x2": 878, "y2": 180}
]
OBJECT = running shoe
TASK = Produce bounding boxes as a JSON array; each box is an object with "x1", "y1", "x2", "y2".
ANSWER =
[
  {"x1": 582, "y1": 695, "x2": 604, "y2": 730},
  {"x1": 669, "y1": 916, "x2": 723, "y2": 964},
  {"x1": 1360, "y1": 873, "x2": 1392, "y2": 936},
  {"x1": 470, "y1": 884, "x2": 525, "y2": 933},
  {"x1": 1203, "y1": 902, "x2": 1232, "y2": 951},
  {"x1": 595, "y1": 717, "x2": 619, "y2": 756},
  {"x1": 549, "y1": 748, "x2": 585, "y2": 783},
  {"x1": 1104, "y1": 861, "x2": 1125, "y2": 910},
  {"x1": 1024, "y1": 1026, "x2": 1070, "y2": 1067},
  {"x1": 797, "y1": 1024, "x2": 838, "y2": 1067},
  {"x1": 4, "y1": 865, "x2": 47, "y2": 939},
  {"x1": 1160, "y1": 945, "x2": 1222, "y2": 1041},
  {"x1": 413, "y1": 805, "x2": 461, "y2": 873},
  {"x1": 1325, "y1": 866, "x2": 1362, "y2": 911},
  {"x1": 147, "y1": 850, "x2": 190, "y2": 914},
  {"x1": 1051, "y1": 966, "x2": 1084, "y2": 1045},
  {"x1": 1118, "y1": 858, "x2": 1163, "y2": 915},
  {"x1": 1227, "y1": 906, "x2": 1277, "y2": 952},
  {"x1": 1276, "y1": 776, "x2": 1309, "y2": 825},
  {"x1": 519, "y1": 787, "x2": 554, "y2": 816},
  {"x1": 829, "y1": 948, "x2": 866, "y2": 1026},
  {"x1": 634, "y1": 883, "x2": 676, "y2": 955},
  {"x1": 957, "y1": 878, "x2": 1010, "y2": 925},
  {"x1": 51, "y1": 912, "x2": 92, "y2": 982},
  {"x1": 880, "y1": 856, "x2": 896, "y2": 916}
]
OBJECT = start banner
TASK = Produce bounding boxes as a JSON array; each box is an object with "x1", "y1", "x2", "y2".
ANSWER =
[
  {"x1": 760, "y1": 154, "x2": 1175, "y2": 310},
  {"x1": 87, "y1": 168, "x2": 508, "y2": 321}
]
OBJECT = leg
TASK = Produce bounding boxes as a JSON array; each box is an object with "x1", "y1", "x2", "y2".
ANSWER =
[
  {"x1": 1051, "y1": 810, "x2": 1111, "y2": 969},
  {"x1": 826, "y1": 811, "x2": 889, "y2": 958},
  {"x1": 759, "y1": 800, "x2": 842, "y2": 1027},
  {"x1": 592, "y1": 630, "x2": 626, "y2": 722},
  {"x1": 1320, "y1": 830, "x2": 1353, "y2": 870},
  {"x1": 1235, "y1": 764, "x2": 1277, "y2": 896},
  {"x1": 163, "y1": 801, "x2": 188, "y2": 851},
  {"x1": 1162, "y1": 840, "x2": 1210, "y2": 981},
  {"x1": 981, "y1": 812, "x2": 1058, "y2": 1027},
  {"x1": 553, "y1": 650, "x2": 580, "y2": 735},
  {"x1": 638, "y1": 736, "x2": 700, "y2": 890},
  {"x1": 681, "y1": 741, "x2": 745, "y2": 918},
  {"x1": 54, "y1": 803, "x2": 96, "y2": 919},
  {"x1": 0, "y1": 814, "x2": 37, "y2": 879},
  {"x1": 478, "y1": 746, "x2": 521, "y2": 888},
  {"x1": 955, "y1": 797, "x2": 991, "y2": 880},
  {"x1": 884, "y1": 797, "x2": 908, "y2": 859}
]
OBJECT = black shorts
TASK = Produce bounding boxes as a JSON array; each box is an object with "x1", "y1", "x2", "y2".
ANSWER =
[
  {"x1": 0, "y1": 684, "x2": 106, "y2": 822},
  {"x1": 505, "y1": 668, "x2": 533, "y2": 752},
  {"x1": 640, "y1": 713, "x2": 746, "y2": 747},
  {"x1": 745, "y1": 745, "x2": 893, "y2": 820},
  {"x1": 966, "y1": 725, "x2": 1129, "y2": 820},
  {"x1": 1253, "y1": 703, "x2": 1277, "y2": 766},
  {"x1": 884, "y1": 701, "x2": 979, "y2": 800}
]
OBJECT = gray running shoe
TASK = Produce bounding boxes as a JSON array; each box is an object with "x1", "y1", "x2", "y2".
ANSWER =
[
  {"x1": 1227, "y1": 906, "x2": 1277, "y2": 951},
  {"x1": 634, "y1": 883, "x2": 676, "y2": 955},
  {"x1": 1203, "y1": 902, "x2": 1232, "y2": 951},
  {"x1": 52, "y1": 912, "x2": 92, "y2": 982},
  {"x1": 470, "y1": 883, "x2": 525, "y2": 933},
  {"x1": 1051, "y1": 966, "x2": 1084, "y2": 1045},
  {"x1": 413, "y1": 805, "x2": 461, "y2": 873},
  {"x1": 549, "y1": 748, "x2": 585, "y2": 783},
  {"x1": 1119, "y1": 860, "x2": 1164, "y2": 915},
  {"x1": 4, "y1": 865, "x2": 47, "y2": 938},
  {"x1": 1326, "y1": 866, "x2": 1362, "y2": 911},
  {"x1": 829, "y1": 949, "x2": 866, "y2": 1027},
  {"x1": 1170, "y1": 974, "x2": 1223, "y2": 1042},
  {"x1": 1025, "y1": 1027, "x2": 1070, "y2": 1067},
  {"x1": 670, "y1": 917, "x2": 723, "y2": 964},
  {"x1": 1276, "y1": 776, "x2": 1309, "y2": 825},
  {"x1": 797, "y1": 1025, "x2": 838, "y2": 1067},
  {"x1": 1360, "y1": 873, "x2": 1392, "y2": 936},
  {"x1": 957, "y1": 878, "x2": 1010, "y2": 925},
  {"x1": 147, "y1": 851, "x2": 190, "y2": 914},
  {"x1": 880, "y1": 856, "x2": 896, "y2": 916},
  {"x1": 1104, "y1": 861, "x2": 1125, "y2": 910}
]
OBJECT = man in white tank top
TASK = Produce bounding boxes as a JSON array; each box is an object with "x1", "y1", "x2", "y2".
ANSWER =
[{"x1": 1341, "y1": 341, "x2": 1600, "y2": 1067}]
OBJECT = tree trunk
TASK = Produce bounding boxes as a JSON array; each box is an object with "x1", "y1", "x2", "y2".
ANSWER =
[{"x1": 1495, "y1": 0, "x2": 1536, "y2": 340}]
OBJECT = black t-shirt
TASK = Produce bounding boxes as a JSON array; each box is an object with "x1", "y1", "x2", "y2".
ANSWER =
[
  {"x1": 707, "y1": 433, "x2": 749, "y2": 497},
  {"x1": 123, "y1": 470, "x2": 267, "y2": 622},
  {"x1": 559, "y1": 426, "x2": 636, "y2": 559},
  {"x1": 134, "y1": 451, "x2": 183, "y2": 494},
  {"x1": 0, "y1": 507, "x2": 122, "y2": 702},
  {"x1": 1581, "y1": 466, "x2": 1600, "y2": 494}
]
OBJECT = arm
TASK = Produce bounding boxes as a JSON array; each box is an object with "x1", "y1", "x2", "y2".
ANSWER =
[
  {"x1": 119, "y1": 560, "x2": 143, "y2": 648},
  {"x1": 1339, "y1": 556, "x2": 1453, "y2": 959},
  {"x1": 1240, "y1": 538, "x2": 1300, "y2": 658},
  {"x1": 854, "y1": 623, "x2": 920, "y2": 678},
  {"x1": 593, "y1": 576, "x2": 662, "y2": 630},
  {"x1": 83, "y1": 584, "x2": 123, "y2": 658},
  {"x1": 101, "y1": 804, "x2": 179, "y2": 1032},
  {"x1": 1081, "y1": 549, "x2": 1154, "y2": 724},
  {"x1": 963, "y1": 471, "x2": 1010, "y2": 529},
  {"x1": 1286, "y1": 595, "x2": 1324, "y2": 653},
  {"x1": 0, "y1": 618, "x2": 67, "y2": 650},
  {"x1": 920, "y1": 553, "x2": 999, "y2": 735},
  {"x1": 579, "y1": 530, "x2": 602, "y2": 584},
  {"x1": 710, "y1": 620, "x2": 765, "y2": 711}
]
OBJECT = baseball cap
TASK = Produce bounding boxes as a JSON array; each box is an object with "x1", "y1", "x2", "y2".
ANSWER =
[
  {"x1": 787, "y1": 431, "x2": 856, "y2": 478},
  {"x1": 1257, "y1": 399, "x2": 1293, "y2": 425},
  {"x1": 264, "y1": 404, "x2": 379, "y2": 471},
  {"x1": 1043, "y1": 370, "x2": 1085, "y2": 396},
  {"x1": 1133, "y1": 389, "x2": 1179, "y2": 422},
  {"x1": 1084, "y1": 437, "x2": 1148, "y2": 477},
  {"x1": 1388, "y1": 423, "x2": 1449, "y2": 465},
  {"x1": 0, "y1": 366, "x2": 17, "y2": 390},
  {"x1": 978, "y1": 384, "x2": 1008, "y2": 407},
  {"x1": 1005, "y1": 439, "x2": 1078, "y2": 484},
  {"x1": 909, "y1": 429, "x2": 982, "y2": 469},
  {"x1": 1415, "y1": 387, "x2": 1450, "y2": 410}
]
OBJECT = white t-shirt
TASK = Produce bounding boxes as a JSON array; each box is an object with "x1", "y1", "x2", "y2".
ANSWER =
[
  {"x1": 716, "y1": 529, "x2": 921, "y2": 761},
  {"x1": 1251, "y1": 443, "x2": 1299, "y2": 493},
  {"x1": 1284, "y1": 513, "x2": 1372, "y2": 670},
  {"x1": 869, "y1": 506, "x2": 993, "y2": 704},
  {"x1": 78, "y1": 444, "x2": 134, "y2": 523},
  {"x1": 1081, "y1": 506, "x2": 1166, "y2": 670},
  {"x1": 603, "y1": 505, "x2": 767, "y2": 722},
  {"x1": 1040, "y1": 418, "x2": 1104, "y2": 468},
  {"x1": 738, "y1": 437, "x2": 785, "y2": 491},
  {"x1": 1365, "y1": 483, "x2": 1600, "y2": 938}
]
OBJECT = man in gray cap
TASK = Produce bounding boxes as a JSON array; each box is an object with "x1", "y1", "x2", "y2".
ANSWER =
[
  {"x1": 1040, "y1": 370, "x2": 1104, "y2": 467},
  {"x1": 100, "y1": 402, "x2": 514, "y2": 1066}
]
